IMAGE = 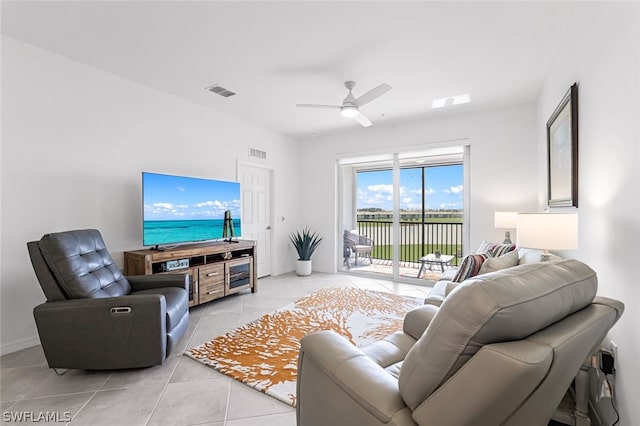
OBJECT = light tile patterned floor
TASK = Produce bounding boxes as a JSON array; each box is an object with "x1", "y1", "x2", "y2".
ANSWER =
[{"x1": 0, "y1": 272, "x2": 431, "y2": 426}]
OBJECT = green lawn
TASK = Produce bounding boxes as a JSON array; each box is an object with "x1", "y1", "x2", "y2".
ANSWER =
[{"x1": 373, "y1": 244, "x2": 462, "y2": 265}]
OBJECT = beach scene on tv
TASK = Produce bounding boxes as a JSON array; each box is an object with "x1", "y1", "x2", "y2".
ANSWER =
[{"x1": 143, "y1": 172, "x2": 241, "y2": 246}]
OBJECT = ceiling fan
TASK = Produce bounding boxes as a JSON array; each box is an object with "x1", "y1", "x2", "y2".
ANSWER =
[{"x1": 296, "y1": 81, "x2": 392, "y2": 127}]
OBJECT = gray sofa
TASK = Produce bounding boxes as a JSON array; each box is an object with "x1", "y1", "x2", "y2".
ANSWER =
[
  {"x1": 297, "y1": 259, "x2": 623, "y2": 426},
  {"x1": 28, "y1": 229, "x2": 190, "y2": 370},
  {"x1": 425, "y1": 246, "x2": 561, "y2": 307}
]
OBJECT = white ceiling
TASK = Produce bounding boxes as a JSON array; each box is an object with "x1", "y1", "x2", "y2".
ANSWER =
[{"x1": 1, "y1": 1, "x2": 572, "y2": 139}]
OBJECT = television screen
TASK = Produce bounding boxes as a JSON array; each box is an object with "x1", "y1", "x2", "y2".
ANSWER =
[{"x1": 142, "y1": 172, "x2": 241, "y2": 247}]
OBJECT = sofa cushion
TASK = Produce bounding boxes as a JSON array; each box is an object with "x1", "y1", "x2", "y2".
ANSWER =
[
  {"x1": 398, "y1": 259, "x2": 598, "y2": 411},
  {"x1": 478, "y1": 249, "x2": 519, "y2": 275},
  {"x1": 452, "y1": 253, "x2": 490, "y2": 282}
]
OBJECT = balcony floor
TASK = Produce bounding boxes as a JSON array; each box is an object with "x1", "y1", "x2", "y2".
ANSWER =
[{"x1": 344, "y1": 257, "x2": 450, "y2": 281}]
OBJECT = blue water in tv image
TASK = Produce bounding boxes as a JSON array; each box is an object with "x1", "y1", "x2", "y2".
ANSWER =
[{"x1": 142, "y1": 172, "x2": 241, "y2": 246}]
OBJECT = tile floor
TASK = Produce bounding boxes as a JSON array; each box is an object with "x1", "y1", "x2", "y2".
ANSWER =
[{"x1": 1, "y1": 272, "x2": 432, "y2": 426}]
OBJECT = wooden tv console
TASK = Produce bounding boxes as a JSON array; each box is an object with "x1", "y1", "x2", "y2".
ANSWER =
[{"x1": 124, "y1": 240, "x2": 256, "y2": 307}]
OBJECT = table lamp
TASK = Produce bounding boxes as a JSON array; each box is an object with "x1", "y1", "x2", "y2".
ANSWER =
[
  {"x1": 516, "y1": 213, "x2": 578, "y2": 261},
  {"x1": 494, "y1": 211, "x2": 518, "y2": 244}
]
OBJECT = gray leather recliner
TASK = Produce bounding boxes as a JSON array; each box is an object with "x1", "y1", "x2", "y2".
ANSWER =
[
  {"x1": 297, "y1": 259, "x2": 624, "y2": 426},
  {"x1": 28, "y1": 229, "x2": 190, "y2": 370}
]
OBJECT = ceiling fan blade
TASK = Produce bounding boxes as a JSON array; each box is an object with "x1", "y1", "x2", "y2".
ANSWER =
[
  {"x1": 355, "y1": 83, "x2": 392, "y2": 107},
  {"x1": 354, "y1": 112, "x2": 372, "y2": 127},
  {"x1": 296, "y1": 104, "x2": 341, "y2": 109}
]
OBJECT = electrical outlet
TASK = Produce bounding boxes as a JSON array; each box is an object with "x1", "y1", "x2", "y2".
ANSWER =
[{"x1": 601, "y1": 351, "x2": 614, "y2": 375}]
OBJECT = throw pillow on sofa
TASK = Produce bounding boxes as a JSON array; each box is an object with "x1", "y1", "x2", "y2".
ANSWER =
[
  {"x1": 452, "y1": 246, "x2": 518, "y2": 283},
  {"x1": 478, "y1": 249, "x2": 519, "y2": 275},
  {"x1": 476, "y1": 241, "x2": 516, "y2": 257},
  {"x1": 452, "y1": 253, "x2": 491, "y2": 282},
  {"x1": 490, "y1": 243, "x2": 516, "y2": 257}
]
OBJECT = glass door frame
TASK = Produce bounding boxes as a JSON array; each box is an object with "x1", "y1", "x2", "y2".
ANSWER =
[{"x1": 337, "y1": 143, "x2": 470, "y2": 283}]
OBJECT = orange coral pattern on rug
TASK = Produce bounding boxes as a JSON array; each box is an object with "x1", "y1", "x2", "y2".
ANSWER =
[{"x1": 185, "y1": 287, "x2": 422, "y2": 407}]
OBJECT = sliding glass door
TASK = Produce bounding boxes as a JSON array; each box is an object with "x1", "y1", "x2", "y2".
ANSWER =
[{"x1": 339, "y1": 148, "x2": 466, "y2": 282}]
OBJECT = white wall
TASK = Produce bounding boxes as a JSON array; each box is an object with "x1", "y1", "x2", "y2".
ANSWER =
[
  {"x1": 0, "y1": 36, "x2": 301, "y2": 354},
  {"x1": 299, "y1": 103, "x2": 540, "y2": 273},
  {"x1": 536, "y1": 3, "x2": 640, "y2": 424}
]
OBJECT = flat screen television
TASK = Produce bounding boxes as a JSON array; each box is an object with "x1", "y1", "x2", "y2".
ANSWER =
[{"x1": 142, "y1": 172, "x2": 241, "y2": 247}]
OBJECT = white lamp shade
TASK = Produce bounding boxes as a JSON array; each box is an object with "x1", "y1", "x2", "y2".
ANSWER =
[
  {"x1": 494, "y1": 211, "x2": 518, "y2": 229},
  {"x1": 516, "y1": 213, "x2": 578, "y2": 251}
]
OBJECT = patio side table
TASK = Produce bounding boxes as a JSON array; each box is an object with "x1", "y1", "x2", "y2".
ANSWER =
[{"x1": 417, "y1": 254, "x2": 454, "y2": 278}]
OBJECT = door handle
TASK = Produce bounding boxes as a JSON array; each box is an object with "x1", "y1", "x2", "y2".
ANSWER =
[{"x1": 266, "y1": 226, "x2": 271, "y2": 230}]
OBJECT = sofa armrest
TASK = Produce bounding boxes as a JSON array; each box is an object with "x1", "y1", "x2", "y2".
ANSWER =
[
  {"x1": 128, "y1": 274, "x2": 189, "y2": 292},
  {"x1": 33, "y1": 295, "x2": 167, "y2": 369},
  {"x1": 438, "y1": 268, "x2": 458, "y2": 282},
  {"x1": 403, "y1": 304, "x2": 439, "y2": 340},
  {"x1": 297, "y1": 330, "x2": 412, "y2": 426},
  {"x1": 424, "y1": 280, "x2": 459, "y2": 307}
]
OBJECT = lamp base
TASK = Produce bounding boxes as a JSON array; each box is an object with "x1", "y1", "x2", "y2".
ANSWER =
[{"x1": 503, "y1": 231, "x2": 512, "y2": 244}]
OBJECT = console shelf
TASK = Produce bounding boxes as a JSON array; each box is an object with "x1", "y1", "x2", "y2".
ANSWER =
[{"x1": 124, "y1": 240, "x2": 257, "y2": 307}]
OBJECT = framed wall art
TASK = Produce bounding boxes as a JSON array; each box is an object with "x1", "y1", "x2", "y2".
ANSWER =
[{"x1": 547, "y1": 82, "x2": 578, "y2": 208}]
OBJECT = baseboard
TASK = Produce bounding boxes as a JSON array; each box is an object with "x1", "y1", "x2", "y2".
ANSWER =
[{"x1": 0, "y1": 334, "x2": 40, "y2": 356}]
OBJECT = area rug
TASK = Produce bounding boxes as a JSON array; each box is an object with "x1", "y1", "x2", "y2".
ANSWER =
[{"x1": 184, "y1": 287, "x2": 422, "y2": 407}]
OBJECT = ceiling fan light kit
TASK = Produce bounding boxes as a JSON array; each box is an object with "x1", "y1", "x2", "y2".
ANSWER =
[
  {"x1": 340, "y1": 105, "x2": 359, "y2": 118},
  {"x1": 297, "y1": 81, "x2": 391, "y2": 127}
]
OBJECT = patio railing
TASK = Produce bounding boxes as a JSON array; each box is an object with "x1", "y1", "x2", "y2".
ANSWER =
[{"x1": 356, "y1": 220, "x2": 463, "y2": 266}]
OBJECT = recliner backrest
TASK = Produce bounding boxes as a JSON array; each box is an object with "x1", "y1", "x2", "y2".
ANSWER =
[
  {"x1": 398, "y1": 259, "x2": 598, "y2": 410},
  {"x1": 36, "y1": 229, "x2": 131, "y2": 299},
  {"x1": 27, "y1": 241, "x2": 67, "y2": 302}
]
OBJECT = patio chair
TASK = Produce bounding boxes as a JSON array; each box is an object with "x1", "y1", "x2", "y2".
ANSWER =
[{"x1": 343, "y1": 230, "x2": 374, "y2": 268}]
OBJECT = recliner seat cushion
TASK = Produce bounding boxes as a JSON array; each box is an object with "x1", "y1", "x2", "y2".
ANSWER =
[
  {"x1": 398, "y1": 259, "x2": 598, "y2": 410},
  {"x1": 39, "y1": 229, "x2": 131, "y2": 299}
]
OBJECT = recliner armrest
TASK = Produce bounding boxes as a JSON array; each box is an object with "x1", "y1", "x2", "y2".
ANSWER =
[
  {"x1": 403, "y1": 304, "x2": 439, "y2": 340},
  {"x1": 297, "y1": 330, "x2": 411, "y2": 425},
  {"x1": 33, "y1": 294, "x2": 168, "y2": 370},
  {"x1": 34, "y1": 294, "x2": 166, "y2": 317},
  {"x1": 128, "y1": 274, "x2": 189, "y2": 292}
]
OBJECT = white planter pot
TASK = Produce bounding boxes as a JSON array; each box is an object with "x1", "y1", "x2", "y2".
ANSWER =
[{"x1": 296, "y1": 259, "x2": 313, "y2": 276}]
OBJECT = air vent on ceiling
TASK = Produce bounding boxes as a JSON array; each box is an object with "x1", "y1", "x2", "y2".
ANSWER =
[
  {"x1": 205, "y1": 84, "x2": 236, "y2": 98},
  {"x1": 249, "y1": 148, "x2": 267, "y2": 160}
]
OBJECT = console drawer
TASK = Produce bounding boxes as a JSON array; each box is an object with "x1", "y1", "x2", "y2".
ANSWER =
[
  {"x1": 199, "y1": 264, "x2": 224, "y2": 286},
  {"x1": 199, "y1": 282, "x2": 225, "y2": 303}
]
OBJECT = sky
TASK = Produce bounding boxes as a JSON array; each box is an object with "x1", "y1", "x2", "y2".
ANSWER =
[
  {"x1": 143, "y1": 172, "x2": 241, "y2": 220},
  {"x1": 357, "y1": 164, "x2": 463, "y2": 211}
]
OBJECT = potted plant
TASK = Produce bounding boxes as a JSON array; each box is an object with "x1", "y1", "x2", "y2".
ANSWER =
[{"x1": 289, "y1": 228, "x2": 323, "y2": 276}]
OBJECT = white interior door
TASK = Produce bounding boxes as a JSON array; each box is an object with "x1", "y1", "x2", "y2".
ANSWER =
[{"x1": 239, "y1": 164, "x2": 271, "y2": 278}]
